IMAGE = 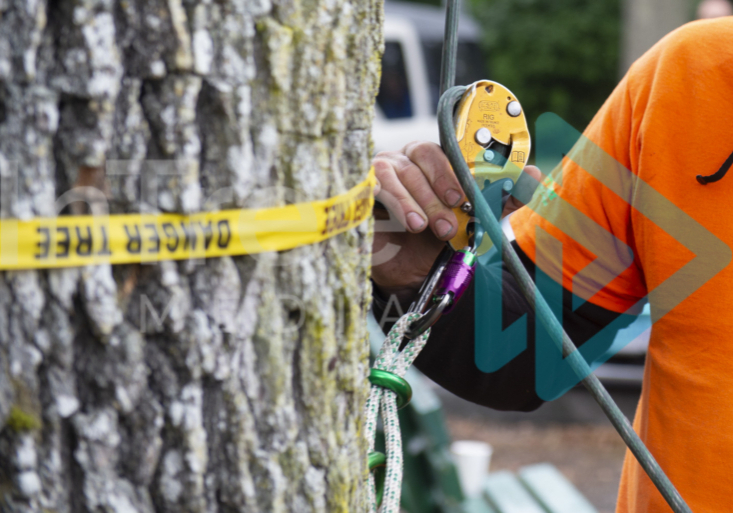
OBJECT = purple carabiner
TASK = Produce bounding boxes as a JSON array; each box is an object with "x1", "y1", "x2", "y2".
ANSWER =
[
  {"x1": 405, "y1": 243, "x2": 478, "y2": 339},
  {"x1": 433, "y1": 249, "x2": 476, "y2": 314}
]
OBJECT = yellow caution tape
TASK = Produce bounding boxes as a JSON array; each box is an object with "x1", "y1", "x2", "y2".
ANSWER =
[{"x1": 0, "y1": 168, "x2": 376, "y2": 270}]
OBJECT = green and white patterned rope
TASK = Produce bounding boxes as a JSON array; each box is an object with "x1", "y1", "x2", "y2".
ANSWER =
[{"x1": 365, "y1": 313, "x2": 431, "y2": 512}]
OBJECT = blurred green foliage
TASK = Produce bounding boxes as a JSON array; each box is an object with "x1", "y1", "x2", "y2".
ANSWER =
[{"x1": 469, "y1": 0, "x2": 621, "y2": 134}]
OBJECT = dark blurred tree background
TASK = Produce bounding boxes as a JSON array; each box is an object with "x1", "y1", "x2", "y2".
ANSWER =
[{"x1": 468, "y1": 0, "x2": 622, "y2": 134}]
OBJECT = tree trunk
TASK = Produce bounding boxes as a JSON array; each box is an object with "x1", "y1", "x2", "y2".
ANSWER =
[{"x1": 0, "y1": 1, "x2": 381, "y2": 512}]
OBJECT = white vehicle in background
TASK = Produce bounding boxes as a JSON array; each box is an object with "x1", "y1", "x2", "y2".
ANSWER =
[{"x1": 372, "y1": 1, "x2": 486, "y2": 153}]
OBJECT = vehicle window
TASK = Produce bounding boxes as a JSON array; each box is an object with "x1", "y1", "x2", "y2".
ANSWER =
[
  {"x1": 455, "y1": 42, "x2": 486, "y2": 89},
  {"x1": 376, "y1": 42, "x2": 413, "y2": 119},
  {"x1": 422, "y1": 41, "x2": 443, "y2": 112},
  {"x1": 422, "y1": 41, "x2": 488, "y2": 113}
]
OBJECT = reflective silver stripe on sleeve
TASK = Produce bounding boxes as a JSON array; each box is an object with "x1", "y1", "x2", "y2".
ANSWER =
[{"x1": 501, "y1": 213, "x2": 516, "y2": 242}]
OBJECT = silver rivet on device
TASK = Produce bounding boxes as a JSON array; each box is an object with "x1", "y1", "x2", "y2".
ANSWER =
[
  {"x1": 475, "y1": 127, "x2": 493, "y2": 146},
  {"x1": 460, "y1": 202, "x2": 472, "y2": 213},
  {"x1": 483, "y1": 150, "x2": 495, "y2": 162},
  {"x1": 507, "y1": 101, "x2": 522, "y2": 117}
]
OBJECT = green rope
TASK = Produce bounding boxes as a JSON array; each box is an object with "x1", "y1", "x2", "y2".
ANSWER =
[
  {"x1": 439, "y1": 0, "x2": 460, "y2": 95},
  {"x1": 437, "y1": 85, "x2": 693, "y2": 513}
]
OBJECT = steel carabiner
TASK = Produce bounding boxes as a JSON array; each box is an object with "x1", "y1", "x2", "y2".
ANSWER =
[{"x1": 404, "y1": 225, "x2": 481, "y2": 339}]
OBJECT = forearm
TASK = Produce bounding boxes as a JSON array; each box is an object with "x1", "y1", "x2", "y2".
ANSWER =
[{"x1": 372, "y1": 241, "x2": 635, "y2": 411}]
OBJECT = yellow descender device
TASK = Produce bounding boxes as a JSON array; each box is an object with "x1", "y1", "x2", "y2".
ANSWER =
[{"x1": 448, "y1": 80, "x2": 531, "y2": 254}]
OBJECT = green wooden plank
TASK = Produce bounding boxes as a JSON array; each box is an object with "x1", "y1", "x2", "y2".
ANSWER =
[
  {"x1": 483, "y1": 471, "x2": 546, "y2": 513},
  {"x1": 462, "y1": 496, "x2": 498, "y2": 513},
  {"x1": 404, "y1": 366, "x2": 453, "y2": 447},
  {"x1": 425, "y1": 447, "x2": 464, "y2": 502},
  {"x1": 518, "y1": 464, "x2": 597, "y2": 513}
]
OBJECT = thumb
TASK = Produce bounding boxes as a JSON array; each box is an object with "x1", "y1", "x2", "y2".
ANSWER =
[
  {"x1": 501, "y1": 165, "x2": 543, "y2": 218},
  {"x1": 522, "y1": 165, "x2": 542, "y2": 183}
]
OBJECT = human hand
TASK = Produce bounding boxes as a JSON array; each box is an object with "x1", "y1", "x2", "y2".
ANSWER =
[{"x1": 371, "y1": 141, "x2": 541, "y2": 301}]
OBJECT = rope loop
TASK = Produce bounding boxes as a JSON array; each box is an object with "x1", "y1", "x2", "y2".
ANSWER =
[{"x1": 369, "y1": 369, "x2": 413, "y2": 410}]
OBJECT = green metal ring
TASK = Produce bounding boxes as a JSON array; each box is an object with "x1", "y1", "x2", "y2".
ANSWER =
[
  {"x1": 368, "y1": 451, "x2": 386, "y2": 507},
  {"x1": 369, "y1": 369, "x2": 413, "y2": 410}
]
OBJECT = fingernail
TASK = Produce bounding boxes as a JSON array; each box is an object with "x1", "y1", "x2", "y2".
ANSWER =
[
  {"x1": 436, "y1": 219, "x2": 453, "y2": 238},
  {"x1": 406, "y1": 212, "x2": 426, "y2": 231},
  {"x1": 445, "y1": 189, "x2": 463, "y2": 207}
]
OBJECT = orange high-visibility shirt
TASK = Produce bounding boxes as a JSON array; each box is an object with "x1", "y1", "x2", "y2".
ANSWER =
[{"x1": 511, "y1": 18, "x2": 733, "y2": 513}]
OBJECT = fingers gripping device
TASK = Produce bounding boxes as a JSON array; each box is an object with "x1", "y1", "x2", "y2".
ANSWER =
[{"x1": 405, "y1": 80, "x2": 531, "y2": 338}]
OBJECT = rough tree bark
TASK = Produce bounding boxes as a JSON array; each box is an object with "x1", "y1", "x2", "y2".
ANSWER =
[{"x1": 0, "y1": 1, "x2": 382, "y2": 512}]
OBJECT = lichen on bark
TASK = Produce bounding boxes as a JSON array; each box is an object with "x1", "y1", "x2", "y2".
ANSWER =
[{"x1": 0, "y1": 0, "x2": 382, "y2": 511}]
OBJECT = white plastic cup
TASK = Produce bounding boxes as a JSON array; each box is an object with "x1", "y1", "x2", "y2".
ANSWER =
[{"x1": 450, "y1": 440, "x2": 493, "y2": 498}]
